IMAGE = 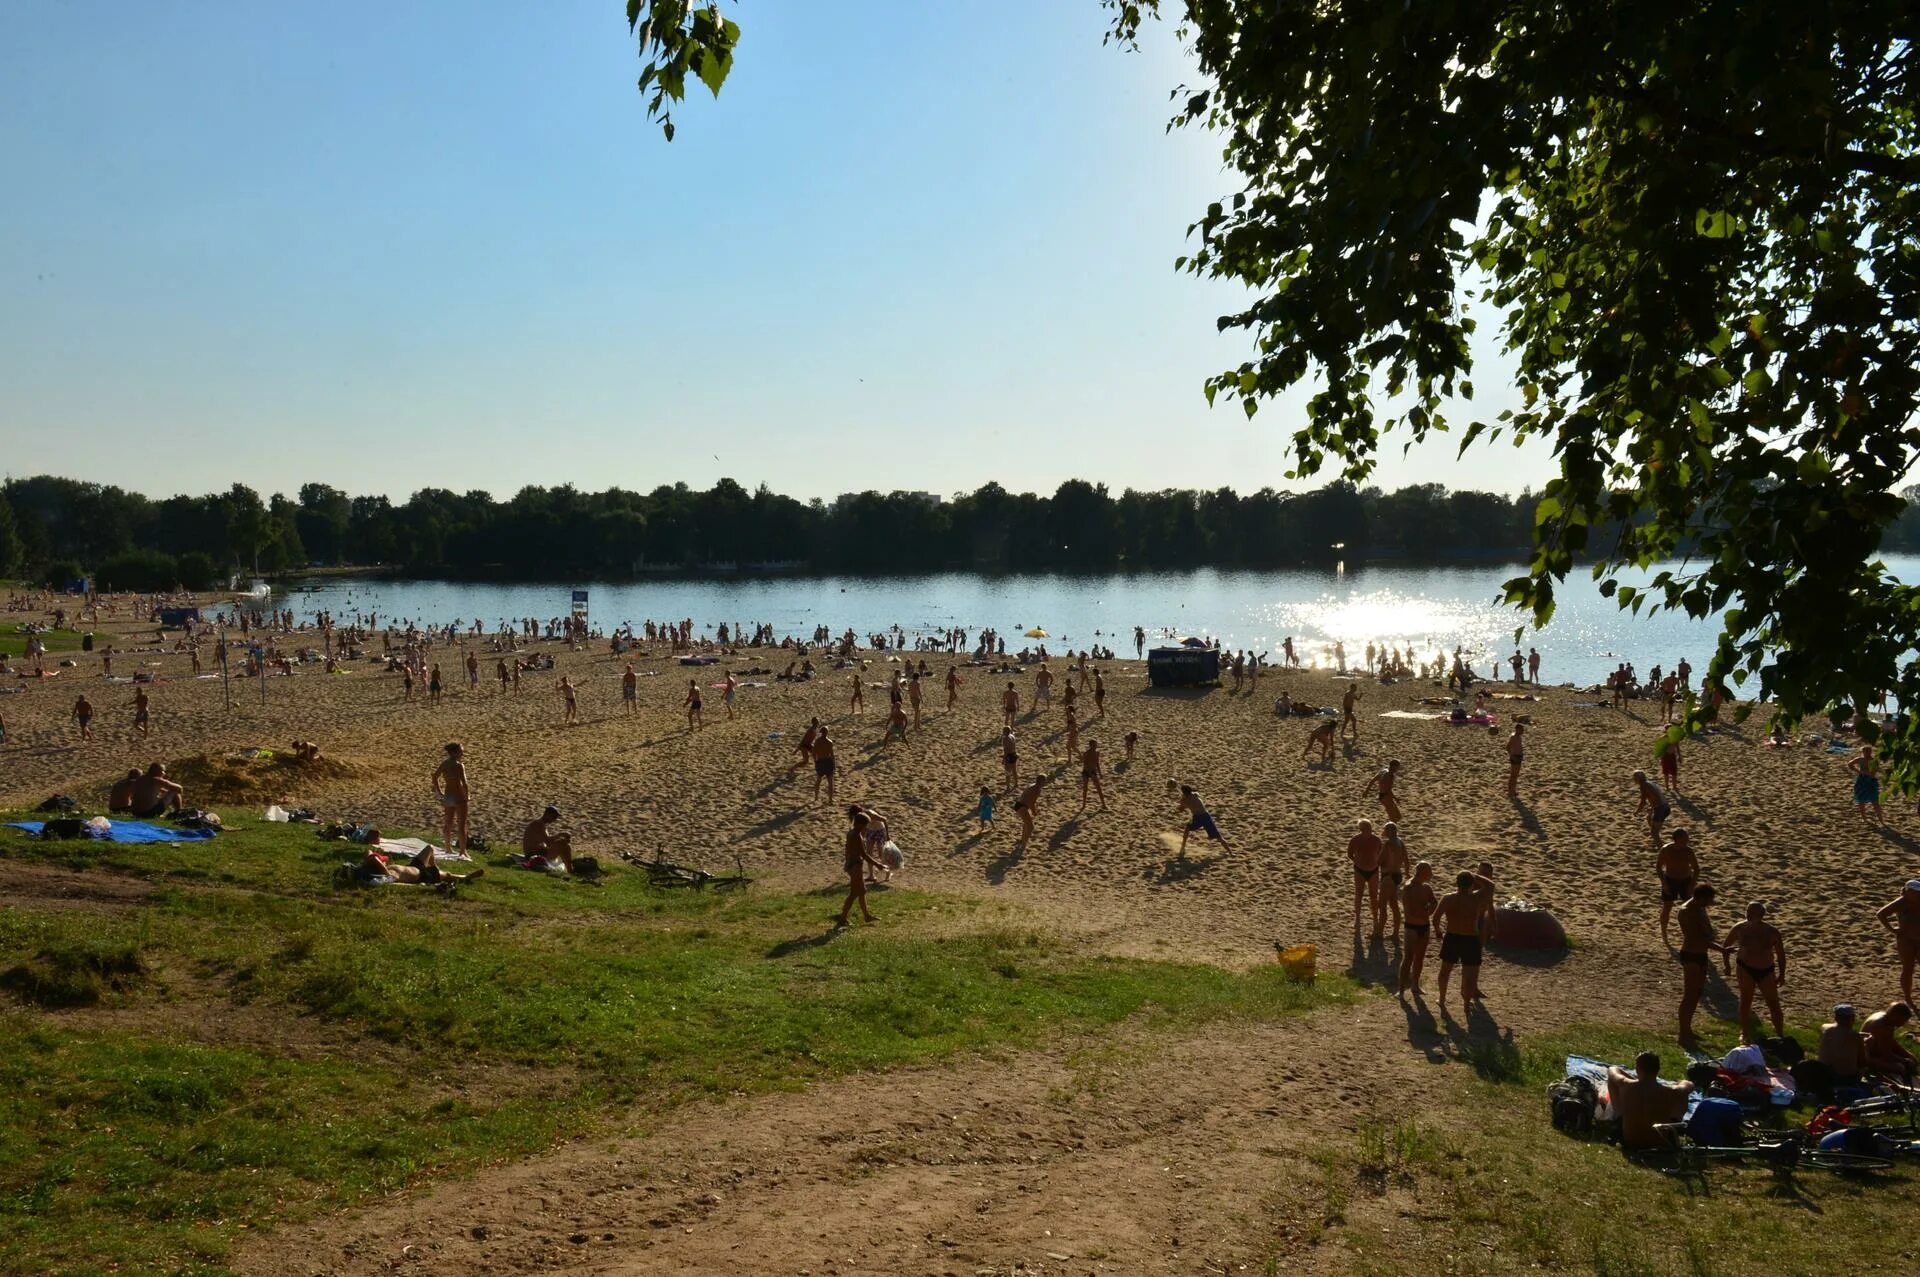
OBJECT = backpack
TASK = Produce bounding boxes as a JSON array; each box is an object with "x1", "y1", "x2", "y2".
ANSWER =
[
  {"x1": 1548, "y1": 1074, "x2": 1600, "y2": 1137},
  {"x1": 39, "y1": 817, "x2": 91, "y2": 840},
  {"x1": 35, "y1": 795, "x2": 78, "y2": 813}
]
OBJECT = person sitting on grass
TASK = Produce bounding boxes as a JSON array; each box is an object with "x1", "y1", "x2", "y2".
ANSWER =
[
  {"x1": 127, "y1": 763, "x2": 184, "y2": 818},
  {"x1": 290, "y1": 739, "x2": 322, "y2": 762},
  {"x1": 521, "y1": 805, "x2": 574, "y2": 871},
  {"x1": 1863, "y1": 1001, "x2": 1918, "y2": 1083},
  {"x1": 1606, "y1": 1051, "x2": 1692, "y2": 1153},
  {"x1": 108, "y1": 768, "x2": 141, "y2": 812}
]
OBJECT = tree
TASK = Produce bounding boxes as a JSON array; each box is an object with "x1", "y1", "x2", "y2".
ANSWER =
[
  {"x1": 0, "y1": 493, "x2": 21, "y2": 578},
  {"x1": 628, "y1": 4, "x2": 1920, "y2": 774}
]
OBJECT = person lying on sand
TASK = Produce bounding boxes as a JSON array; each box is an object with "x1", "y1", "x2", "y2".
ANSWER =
[
  {"x1": 359, "y1": 831, "x2": 485, "y2": 888},
  {"x1": 521, "y1": 805, "x2": 573, "y2": 872},
  {"x1": 122, "y1": 762, "x2": 185, "y2": 818}
]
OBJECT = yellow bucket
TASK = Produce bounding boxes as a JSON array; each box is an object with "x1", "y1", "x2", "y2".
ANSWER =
[{"x1": 1277, "y1": 943, "x2": 1318, "y2": 983}]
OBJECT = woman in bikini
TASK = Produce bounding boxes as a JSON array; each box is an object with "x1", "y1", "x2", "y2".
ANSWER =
[
  {"x1": 836, "y1": 809, "x2": 880, "y2": 927},
  {"x1": 1397, "y1": 862, "x2": 1437, "y2": 995}
]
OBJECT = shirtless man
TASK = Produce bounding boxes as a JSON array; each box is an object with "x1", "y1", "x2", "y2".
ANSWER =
[
  {"x1": 1863, "y1": 1002, "x2": 1917, "y2": 1082},
  {"x1": 1001, "y1": 725, "x2": 1019, "y2": 790},
  {"x1": 684, "y1": 678, "x2": 703, "y2": 730},
  {"x1": 431, "y1": 742, "x2": 470, "y2": 856},
  {"x1": 1607, "y1": 1052, "x2": 1692, "y2": 1153},
  {"x1": 1876, "y1": 879, "x2": 1920, "y2": 1005},
  {"x1": 1348, "y1": 819, "x2": 1385, "y2": 937},
  {"x1": 1340, "y1": 682, "x2": 1362, "y2": 739},
  {"x1": 1034, "y1": 664, "x2": 1054, "y2": 710},
  {"x1": 1092, "y1": 668, "x2": 1106, "y2": 716},
  {"x1": 1012, "y1": 774, "x2": 1046, "y2": 846},
  {"x1": 1631, "y1": 769, "x2": 1671, "y2": 850},
  {"x1": 1380, "y1": 822, "x2": 1410, "y2": 932},
  {"x1": 622, "y1": 662, "x2": 638, "y2": 714},
  {"x1": 791, "y1": 716, "x2": 822, "y2": 774},
  {"x1": 945, "y1": 664, "x2": 960, "y2": 710},
  {"x1": 126, "y1": 762, "x2": 184, "y2": 818},
  {"x1": 1062, "y1": 705, "x2": 1081, "y2": 763},
  {"x1": 1174, "y1": 783, "x2": 1232, "y2": 855},
  {"x1": 1433, "y1": 867, "x2": 1497, "y2": 1012},
  {"x1": 1078, "y1": 737, "x2": 1107, "y2": 813},
  {"x1": 361, "y1": 836, "x2": 484, "y2": 888},
  {"x1": 1656, "y1": 829, "x2": 1699, "y2": 946},
  {"x1": 1722, "y1": 901, "x2": 1787, "y2": 1044},
  {"x1": 107, "y1": 768, "x2": 141, "y2": 812},
  {"x1": 497, "y1": 658, "x2": 511, "y2": 694},
  {"x1": 132, "y1": 687, "x2": 150, "y2": 739},
  {"x1": 1398, "y1": 862, "x2": 1437, "y2": 995},
  {"x1": 1002, "y1": 681, "x2": 1021, "y2": 728},
  {"x1": 521, "y1": 805, "x2": 573, "y2": 872},
  {"x1": 849, "y1": 674, "x2": 864, "y2": 715},
  {"x1": 1363, "y1": 759, "x2": 1403, "y2": 824},
  {"x1": 811, "y1": 726, "x2": 837, "y2": 804},
  {"x1": 466, "y1": 650, "x2": 480, "y2": 690},
  {"x1": 560, "y1": 676, "x2": 579, "y2": 725},
  {"x1": 1303, "y1": 719, "x2": 1337, "y2": 764},
  {"x1": 1527, "y1": 647, "x2": 1540, "y2": 683},
  {"x1": 1505, "y1": 722, "x2": 1525, "y2": 798},
  {"x1": 1674, "y1": 884, "x2": 1727, "y2": 1049},
  {"x1": 1123, "y1": 730, "x2": 1138, "y2": 763},
  {"x1": 837, "y1": 809, "x2": 880, "y2": 927},
  {"x1": 1819, "y1": 1004, "x2": 1866, "y2": 1089},
  {"x1": 72, "y1": 693, "x2": 94, "y2": 741},
  {"x1": 907, "y1": 672, "x2": 923, "y2": 727}
]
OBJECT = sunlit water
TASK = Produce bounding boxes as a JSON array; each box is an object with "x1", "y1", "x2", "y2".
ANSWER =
[{"x1": 262, "y1": 558, "x2": 1917, "y2": 688}]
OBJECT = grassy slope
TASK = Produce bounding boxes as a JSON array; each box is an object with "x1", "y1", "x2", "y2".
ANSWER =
[
  {"x1": 0, "y1": 811, "x2": 1345, "y2": 1276},
  {"x1": 0, "y1": 624, "x2": 84, "y2": 657}
]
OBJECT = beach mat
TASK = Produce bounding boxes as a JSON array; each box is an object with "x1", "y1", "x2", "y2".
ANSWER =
[{"x1": 7, "y1": 819, "x2": 217, "y2": 843}]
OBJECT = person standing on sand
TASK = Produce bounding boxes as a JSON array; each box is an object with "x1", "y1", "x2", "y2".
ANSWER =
[
  {"x1": 1078, "y1": 737, "x2": 1107, "y2": 813},
  {"x1": 1340, "y1": 682, "x2": 1362, "y2": 739},
  {"x1": 1062, "y1": 704, "x2": 1080, "y2": 764},
  {"x1": 1656, "y1": 829, "x2": 1700, "y2": 947},
  {"x1": 977, "y1": 784, "x2": 995, "y2": 831},
  {"x1": 1013, "y1": 774, "x2": 1046, "y2": 846},
  {"x1": 811, "y1": 727, "x2": 837, "y2": 804},
  {"x1": 430, "y1": 663, "x2": 443, "y2": 705},
  {"x1": 132, "y1": 687, "x2": 150, "y2": 740},
  {"x1": 1348, "y1": 819, "x2": 1385, "y2": 938},
  {"x1": 466, "y1": 650, "x2": 479, "y2": 690},
  {"x1": 1527, "y1": 647, "x2": 1540, "y2": 684},
  {"x1": 907, "y1": 671, "x2": 923, "y2": 727},
  {"x1": 1380, "y1": 822, "x2": 1409, "y2": 932},
  {"x1": 723, "y1": 671, "x2": 738, "y2": 720},
  {"x1": 1875, "y1": 880, "x2": 1920, "y2": 1005},
  {"x1": 849, "y1": 673, "x2": 864, "y2": 716},
  {"x1": 792, "y1": 717, "x2": 822, "y2": 774},
  {"x1": 1135, "y1": 626, "x2": 1145, "y2": 659},
  {"x1": 432, "y1": 743, "x2": 470, "y2": 857},
  {"x1": 945, "y1": 665, "x2": 961, "y2": 710},
  {"x1": 559, "y1": 675, "x2": 579, "y2": 724},
  {"x1": 1001, "y1": 725, "x2": 1019, "y2": 790},
  {"x1": 1363, "y1": 759, "x2": 1403, "y2": 824},
  {"x1": 622, "y1": 662, "x2": 638, "y2": 714},
  {"x1": 72, "y1": 693, "x2": 93, "y2": 741},
  {"x1": 1092, "y1": 667, "x2": 1106, "y2": 716},
  {"x1": 1723, "y1": 902, "x2": 1787, "y2": 1045},
  {"x1": 497, "y1": 658, "x2": 510, "y2": 694},
  {"x1": 1002, "y1": 680, "x2": 1020, "y2": 728},
  {"x1": 837, "y1": 809, "x2": 880, "y2": 927},
  {"x1": 684, "y1": 678, "x2": 703, "y2": 731},
  {"x1": 1034, "y1": 663, "x2": 1054, "y2": 710},
  {"x1": 1852, "y1": 745, "x2": 1883, "y2": 820},
  {"x1": 1303, "y1": 719, "x2": 1337, "y2": 763},
  {"x1": 1660, "y1": 737, "x2": 1681, "y2": 795},
  {"x1": 1398, "y1": 863, "x2": 1437, "y2": 995},
  {"x1": 1173, "y1": 783, "x2": 1231, "y2": 855},
  {"x1": 1631, "y1": 769, "x2": 1671, "y2": 849},
  {"x1": 1433, "y1": 868, "x2": 1496, "y2": 1014},
  {"x1": 1505, "y1": 723, "x2": 1525, "y2": 798},
  {"x1": 1675, "y1": 884, "x2": 1727, "y2": 1049}
]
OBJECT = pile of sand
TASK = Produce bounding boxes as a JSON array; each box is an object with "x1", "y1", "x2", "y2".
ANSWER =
[{"x1": 163, "y1": 751, "x2": 364, "y2": 804}]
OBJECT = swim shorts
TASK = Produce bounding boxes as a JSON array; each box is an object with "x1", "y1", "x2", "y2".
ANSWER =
[{"x1": 1439, "y1": 934, "x2": 1483, "y2": 966}]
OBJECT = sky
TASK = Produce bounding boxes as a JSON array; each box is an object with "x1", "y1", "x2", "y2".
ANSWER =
[{"x1": 0, "y1": 1, "x2": 1558, "y2": 504}]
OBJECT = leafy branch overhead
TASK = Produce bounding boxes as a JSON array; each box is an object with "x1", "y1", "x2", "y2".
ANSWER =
[
  {"x1": 627, "y1": 0, "x2": 738, "y2": 141},
  {"x1": 629, "y1": 3, "x2": 1920, "y2": 778}
]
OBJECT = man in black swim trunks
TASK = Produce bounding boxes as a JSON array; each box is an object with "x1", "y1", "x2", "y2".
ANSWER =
[
  {"x1": 1001, "y1": 725, "x2": 1019, "y2": 791},
  {"x1": 1434, "y1": 867, "x2": 1496, "y2": 1013},
  {"x1": 811, "y1": 727, "x2": 837, "y2": 805},
  {"x1": 1380, "y1": 822, "x2": 1409, "y2": 933},
  {"x1": 1675, "y1": 884, "x2": 1727, "y2": 1049},
  {"x1": 1398, "y1": 861, "x2": 1437, "y2": 997},
  {"x1": 1348, "y1": 819, "x2": 1385, "y2": 938},
  {"x1": 1632, "y1": 769, "x2": 1671, "y2": 851},
  {"x1": 1655, "y1": 829, "x2": 1699, "y2": 947},
  {"x1": 1723, "y1": 900, "x2": 1787, "y2": 1045},
  {"x1": 1012, "y1": 774, "x2": 1046, "y2": 846}
]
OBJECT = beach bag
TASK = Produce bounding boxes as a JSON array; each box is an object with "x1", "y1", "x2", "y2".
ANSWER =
[
  {"x1": 36, "y1": 794, "x2": 77, "y2": 813},
  {"x1": 570, "y1": 856, "x2": 603, "y2": 878},
  {"x1": 1276, "y1": 943, "x2": 1317, "y2": 983},
  {"x1": 1548, "y1": 1075, "x2": 1600, "y2": 1137},
  {"x1": 1686, "y1": 1097, "x2": 1744, "y2": 1147},
  {"x1": 1761, "y1": 1035, "x2": 1804, "y2": 1066},
  {"x1": 39, "y1": 818, "x2": 91, "y2": 840}
]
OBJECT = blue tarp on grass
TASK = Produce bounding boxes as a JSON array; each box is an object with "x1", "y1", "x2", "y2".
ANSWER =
[{"x1": 7, "y1": 820, "x2": 217, "y2": 843}]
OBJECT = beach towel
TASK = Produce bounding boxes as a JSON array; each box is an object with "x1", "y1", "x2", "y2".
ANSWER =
[
  {"x1": 1380, "y1": 710, "x2": 1445, "y2": 720},
  {"x1": 375, "y1": 837, "x2": 470, "y2": 863},
  {"x1": 8, "y1": 819, "x2": 217, "y2": 843}
]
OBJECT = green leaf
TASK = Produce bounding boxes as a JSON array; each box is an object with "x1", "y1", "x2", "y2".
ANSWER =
[{"x1": 696, "y1": 48, "x2": 731, "y2": 97}]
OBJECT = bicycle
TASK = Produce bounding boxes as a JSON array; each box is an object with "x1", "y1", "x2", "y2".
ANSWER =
[
  {"x1": 621, "y1": 850, "x2": 752, "y2": 891},
  {"x1": 1650, "y1": 1123, "x2": 1894, "y2": 1179}
]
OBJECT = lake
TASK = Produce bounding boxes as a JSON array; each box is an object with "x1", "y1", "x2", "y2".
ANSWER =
[{"x1": 262, "y1": 558, "x2": 1896, "y2": 688}]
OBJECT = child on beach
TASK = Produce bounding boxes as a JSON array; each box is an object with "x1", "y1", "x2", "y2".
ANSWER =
[{"x1": 977, "y1": 785, "x2": 995, "y2": 830}]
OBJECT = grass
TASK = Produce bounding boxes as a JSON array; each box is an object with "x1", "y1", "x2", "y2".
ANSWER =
[
  {"x1": 0, "y1": 624, "x2": 84, "y2": 657},
  {"x1": 1326, "y1": 1023, "x2": 1920, "y2": 1276},
  {"x1": 0, "y1": 812, "x2": 1348, "y2": 1275}
]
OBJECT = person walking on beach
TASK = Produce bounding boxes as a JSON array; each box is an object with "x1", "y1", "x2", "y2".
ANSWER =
[
  {"x1": 722, "y1": 671, "x2": 738, "y2": 720},
  {"x1": 1723, "y1": 902, "x2": 1787, "y2": 1045},
  {"x1": 1876, "y1": 880, "x2": 1920, "y2": 1005},
  {"x1": 1092, "y1": 667, "x2": 1106, "y2": 716},
  {"x1": 1013, "y1": 774, "x2": 1046, "y2": 846},
  {"x1": 1348, "y1": 819, "x2": 1385, "y2": 938},
  {"x1": 1433, "y1": 868, "x2": 1497, "y2": 1014},
  {"x1": 945, "y1": 664, "x2": 961, "y2": 710},
  {"x1": 1173, "y1": 783, "x2": 1231, "y2": 855},
  {"x1": 1062, "y1": 704, "x2": 1080, "y2": 764},
  {"x1": 1505, "y1": 723, "x2": 1525, "y2": 798},
  {"x1": 1340, "y1": 682, "x2": 1362, "y2": 739},
  {"x1": 1078, "y1": 737, "x2": 1107, "y2": 813},
  {"x1": 1363, "y1": 760, "x2": 1404, "y2": 824},
  {"x1": 1852, "y1": 745, "x2": 1883, "y2": 820},
  {"x1": 1135, "y1": 626, "x2": 1145, "y2": 659},
  {"x1": 837, "y1": 808, "x2": 880, "y2": 927},
  {"x1": 811, "y1": 727, "x2": 837, "y2": 804},
  {"x1": 1656, "y1": 829, "x2": 1699, "y2": 947},
  {"x1": 792, "y1": 716, "x2": 822, "y2": 775},
  {"x1": 684, "y1": 678, "x2": 703, "y2": 731},
  {"x1": 1398, "y1": 862, "x2": 1437, "y2": 996},
  {"x1": 1034, "y1": 663, "x2": 1054, "y2": 710},
  {"x1": 1631, "y1": 769, "x2": 1671, "y2": 849},
  {"x1": 497, "y1": 658, "x2": 510, "y2": 694},
  {"x1": 466, "y1": 650, "x2": 479, "y2": 690},
  {"x1": 429, "y1": 663, "x2": 443, "y2": 705},
  {"x1": 1675, "y1": 884, "x2": 1726, "y2": 1049},
  {"x1": 1003, "y1": 681, "x2": 1021, "y2": 728},
  {"x1": 622, "y1": 662, "x2": 637, "y2": 714},
  {"x1": 976, "y1": 784, "x2": 995, "y2": 832},
  {"x1": 1001, "y1": 725, "x2": 1020, "y2": 790},
  {"x1": 132, "y1": 687, "x2": 150, "y2": 740},
  {"x1": 559, "y1": 675, "x2": 578, "y2": 724},
  {"x1": 431, "y1": 743, "x2": 470, "y2": 857},
  {"x1": 1660, "y1": 736, "x2": 1682, "y2": 795},
  {"x1": 849, "y1": 674, "x2": 864, "y2": 716},
  {"x1": 72, "y1": 693, "x2": 93, "y2": 741},
  {"x1": 907, "y1": 671, "x2": 923, "y2": 727}
]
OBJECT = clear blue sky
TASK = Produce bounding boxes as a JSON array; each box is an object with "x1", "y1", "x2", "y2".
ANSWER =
[{"x1": 0, "y1": 1, "x2": 1555, "y2": 503}]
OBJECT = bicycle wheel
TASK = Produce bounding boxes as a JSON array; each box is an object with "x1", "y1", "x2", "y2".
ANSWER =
[{"x1": 1799, "y1": 1150, "x2": 1894, "y2": 1174}]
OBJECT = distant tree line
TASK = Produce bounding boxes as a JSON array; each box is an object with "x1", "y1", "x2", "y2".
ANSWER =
[{"x1": 3, "y1": 474, "x2": 1917, "y2": 590}]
